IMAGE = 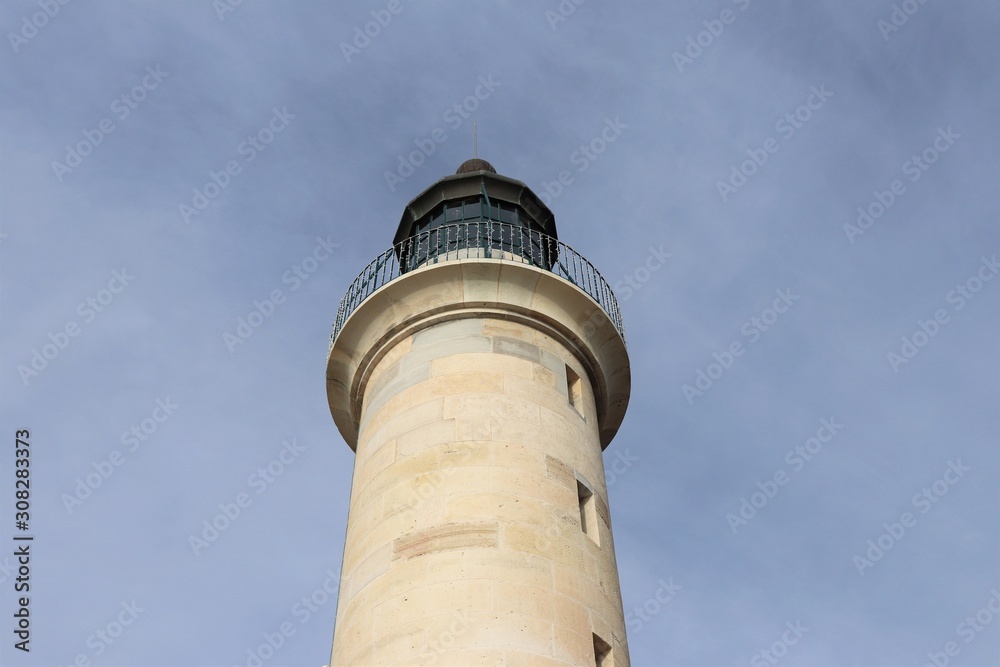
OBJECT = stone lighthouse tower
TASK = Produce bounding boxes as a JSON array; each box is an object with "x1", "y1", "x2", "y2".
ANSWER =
[{"x1": 325, "y1": 158, "x2": 631, "y2": 666}]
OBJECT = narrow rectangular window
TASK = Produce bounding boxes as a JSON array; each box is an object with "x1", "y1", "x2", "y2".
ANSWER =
[
  {"x1": 566, "y1": 365, "x2": 584, "y2": 416},
  {"x1": 578, "y1": 480, "x2": 599, "y2": 545},
  {"x1": 593, "y1": 633, "x2": 613, "y2": 667}
]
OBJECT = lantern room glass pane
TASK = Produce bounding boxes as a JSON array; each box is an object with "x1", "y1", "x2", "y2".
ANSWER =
[
  {"x1": 399, "y1": 195, "x2": 552, "y2": 272},
  {"x1": 464, "y1": 201, "x2": 480, "y2": 219}
]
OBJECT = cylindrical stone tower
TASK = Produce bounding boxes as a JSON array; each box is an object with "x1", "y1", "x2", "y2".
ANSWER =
[{"x1": 326, "y1": 159, "x2": 631, "y2": 666}]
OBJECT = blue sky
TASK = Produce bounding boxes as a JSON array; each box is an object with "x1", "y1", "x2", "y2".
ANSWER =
[{"x1": 1, "y1": 1, "x2": 998, "y2": 666}]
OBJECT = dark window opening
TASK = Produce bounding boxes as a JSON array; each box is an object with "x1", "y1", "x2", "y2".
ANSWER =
[{"x1": 593, "y1": 633, "x2": 613, "y2": 667}]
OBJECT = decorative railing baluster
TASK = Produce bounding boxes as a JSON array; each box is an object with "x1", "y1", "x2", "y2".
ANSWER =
[{"x1": 330, "y1": 222, "x2": 625, "y2": 349}]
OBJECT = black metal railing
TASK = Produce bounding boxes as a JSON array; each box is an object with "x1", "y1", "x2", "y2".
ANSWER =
[{"x1": 330, "y1": 221, "x2": 624, "y2": 348}]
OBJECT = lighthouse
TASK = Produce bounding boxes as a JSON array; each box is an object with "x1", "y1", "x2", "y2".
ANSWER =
[{"x1": 325, "y1": 158, "x2": 632, "y2": 665}]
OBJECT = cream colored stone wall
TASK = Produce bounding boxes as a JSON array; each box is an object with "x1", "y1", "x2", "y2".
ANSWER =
[{"x1": 327, "y1": 260, "x2": 630, "y2": 666}]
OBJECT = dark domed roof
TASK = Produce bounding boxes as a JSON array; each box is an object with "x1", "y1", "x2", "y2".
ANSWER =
[{"x1": 455, "y1": 158, "x2": 496, "y2": 174}]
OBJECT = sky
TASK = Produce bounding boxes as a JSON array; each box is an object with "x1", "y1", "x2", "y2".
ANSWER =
[{"x1": 1, "y1": 1, "x2": 998, "y2": 666}]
